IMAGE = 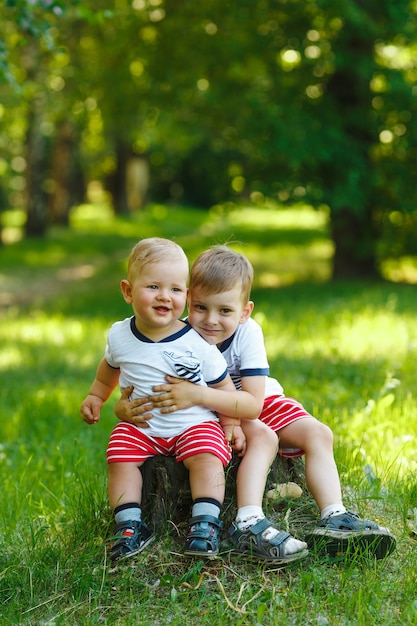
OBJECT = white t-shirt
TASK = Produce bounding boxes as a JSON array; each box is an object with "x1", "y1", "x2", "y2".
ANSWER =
[
  {"x1": 218, "y1": 317, "x2": 284, "y2": 398},
  {"x1": 105, "y1": 317, "x2": 228, "y2": 437}
]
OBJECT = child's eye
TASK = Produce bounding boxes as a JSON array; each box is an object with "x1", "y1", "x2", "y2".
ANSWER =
[
  {"x1": 194, "y1": 304, "x2": 206, "y2": 311},
  {"x1": 148, "y1": 284, "x2": 158, "y2": 290},
  {"x1": 220, "y1": 308, "x2": 232, "y2": 314}
]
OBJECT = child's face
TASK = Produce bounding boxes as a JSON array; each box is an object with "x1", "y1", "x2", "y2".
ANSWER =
[
  {"x1": 121, "y1": 259, "x2": 188, "y2": 334},
  {"x1": 188, "y1": 283, "x2": 253, "y2": 346}
]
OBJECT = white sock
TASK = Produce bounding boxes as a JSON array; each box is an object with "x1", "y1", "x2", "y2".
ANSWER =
[
  {"x1": 235, "y1": 505, "x2": 307, "y2": 556},
  {"x1": 236, "y1": 505, "x2": 264, "y2": 529},
  {"x1": 320, "y1": 504, "x2": 346, "y2": 520}
]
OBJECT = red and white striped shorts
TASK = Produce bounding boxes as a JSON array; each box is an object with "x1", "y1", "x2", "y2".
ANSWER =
[
  {"x1": 106, "y1": 420, "x2": 232, "y2": 467},
  {"x1": 260, "y1": 395, "x2": 313, "y2": 458}
]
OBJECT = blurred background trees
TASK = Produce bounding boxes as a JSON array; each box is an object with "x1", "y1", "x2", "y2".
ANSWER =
[{"x1": 1, "y1": 0, "x2": 417, "y2": 279}]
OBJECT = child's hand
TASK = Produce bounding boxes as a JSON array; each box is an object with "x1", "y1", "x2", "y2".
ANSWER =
[
  {"x1": 222, "y1": 424, "x2": 246, "y2": 456},
  {"x1": 114, "y1": 386, "x2": 153, "y2": 427},
  {"x1": 151, "y1": 376, "x2": 202, "y2": 412},
  {"x1": 80, "y1": 394, "x2": 103, "y2": 425}
]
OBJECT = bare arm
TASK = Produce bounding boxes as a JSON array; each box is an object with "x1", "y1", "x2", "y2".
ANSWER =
[
  {"x1": 114, "y1": 375, "x2": 264, "y2": 424},
  {"x1": 113, "y1": 374, "x2": 254, "y2": 453},
  {"x1": 80, "y1": 357, "x2": 120, "y2": 424},
  {"x1": 207, "y1": 375, "x2": 246, "y2": 454},
  {"x1": 152, "y1": 374, "x2": 265, "y2": 455},
  {"x1": 151, "y1": 374, "x2": 265, "y2": 421}
]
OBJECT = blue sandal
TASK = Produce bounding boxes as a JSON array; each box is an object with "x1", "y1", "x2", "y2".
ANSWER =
[
  {"x1": 184, "y1": 515, "x2": 223, "y2": 557},
  {"x1": 110, "y1": 519, "x2": 155, "y2": 562},
  {"x1": 305, "y1": 511, "x2": 396, "y2": 559}
]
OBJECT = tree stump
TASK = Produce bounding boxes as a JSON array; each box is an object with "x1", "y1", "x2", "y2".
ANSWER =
[
  {"x1": 140, "y1": 454, "x2": 307, "y2": 530},
  {"x1": 140, "y1": 456, "x2": 191, "y2": 529}
]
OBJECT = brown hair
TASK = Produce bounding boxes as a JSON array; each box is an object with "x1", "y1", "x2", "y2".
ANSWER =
[
  {"x1": 127, "y1": 237, "x2": 188, "y2": 280},
  {"x1": 190, "y1": 245, "x2": 253, "y2": 303}
]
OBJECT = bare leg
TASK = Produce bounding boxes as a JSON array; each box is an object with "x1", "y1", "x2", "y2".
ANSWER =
[
  {"x1": 107, "y1": 461, "x2": 154, "y2": 562},
  {"x1": 232, "y1": 419, "x2": 307, "y2": 558},
  {"x1": 108, "y1": 461, "x2": 144, "y2": 510},
  {"x1": 279, "y1": 418, "x2": 396, "y2": 559},
  {"x1": 236, "y1": 419, "x2": 278, "y2": 508},
  {"x1": 278, "y1": 417, "x2": 343, "y2": 512},
  {"x1": 183, "y1": 453, "x2": 225, "y2": 556},
  {"x1": 184, "y1": 452, "x2": 225, "y2": 503}
]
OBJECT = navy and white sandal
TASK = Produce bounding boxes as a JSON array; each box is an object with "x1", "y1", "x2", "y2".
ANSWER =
[
  {"x1": 184, "y1": 515, "x2": 223, "y2": 557},
  {"x1": 228, "y1": 518, "x2": 308, "y2": 564}
]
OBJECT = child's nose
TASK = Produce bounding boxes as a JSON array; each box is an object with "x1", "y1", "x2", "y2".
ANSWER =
[
  {"x1": 157, "y1": 288, "x2": 171, "y2": 300},
  {"x1": 205, "y1": 311, "x2": 218, "y2": 325}
]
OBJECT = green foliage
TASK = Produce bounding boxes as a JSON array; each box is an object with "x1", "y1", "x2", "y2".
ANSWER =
[
  {"x1": 0, "y1": 0, "x2": 70, "y2": 87},
  {"x1": 4, "y1": 0, "x2": 66, "y2": 33},
  {"x1": 0, "y1": 204, "x2": 416, "y2": 623},
  {"x1": 1, "y1": 0, "x2": 417, "y2": 275}
]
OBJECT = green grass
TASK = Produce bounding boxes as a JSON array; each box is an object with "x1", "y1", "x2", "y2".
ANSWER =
[{"x1": 1, "y1": 202, "x2": 416, "y2": 625}]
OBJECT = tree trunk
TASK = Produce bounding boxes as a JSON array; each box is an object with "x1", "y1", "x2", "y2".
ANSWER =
[
  {"x1": 24, "y1": 93, "x2": 49, "y2": 237},
  {"x1": 331, "y1": 206, "x2": 380, "y2": 279},
  {"x1": 324, "y1": 26, "x2": 381, "y2": 280},
  {"x1": 48, "y1": 121, "x2": 76, "y2": 226},
  {"x1": 108, "y1": 142, "x2": 149, "y2": 214},
  {"x1": 140, "y1": 454, "x2": 306, "y2": 529},
  {"x1": 108, "y1": 141, "x2": 130, "y2": 215},
  {"x1": 21, "y1": 37, "x2": 49, "y2": 238},
  {"x1": 126, "y1": 155, "x2": 149, "y2": 210}
]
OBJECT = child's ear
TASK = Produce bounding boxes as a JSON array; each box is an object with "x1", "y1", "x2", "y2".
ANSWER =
[
  {"x1": 239, "y1": 300, "x2": 254, "y2": 324},
  {"x1": 120, "y1": 279, "x2": 133, "y2": 303}
]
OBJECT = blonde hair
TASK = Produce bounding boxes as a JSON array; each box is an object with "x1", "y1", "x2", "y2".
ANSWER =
[
  {"x1": 190, "y1": 245, "x2": 253, "y2": 303},
  {"x1": 127, "y1": 237, "x2": 188, "y2": 280}
]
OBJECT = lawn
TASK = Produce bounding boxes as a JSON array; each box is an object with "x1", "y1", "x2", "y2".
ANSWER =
[{"x1": 0, "y1": 202, "x2": 416, "y2": 625}]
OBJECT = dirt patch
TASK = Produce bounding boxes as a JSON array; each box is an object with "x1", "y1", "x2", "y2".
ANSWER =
[{"x1": 0, "y1": 264, "x2": 96, "y2": 311}]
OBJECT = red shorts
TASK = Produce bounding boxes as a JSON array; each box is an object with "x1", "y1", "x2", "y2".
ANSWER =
[
  {"x1": 260, "y1": 395, "x2": 313, "y2": 458},
  {"x1": 106, "y1": 421, "x2": 232, "y2": 467}
]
